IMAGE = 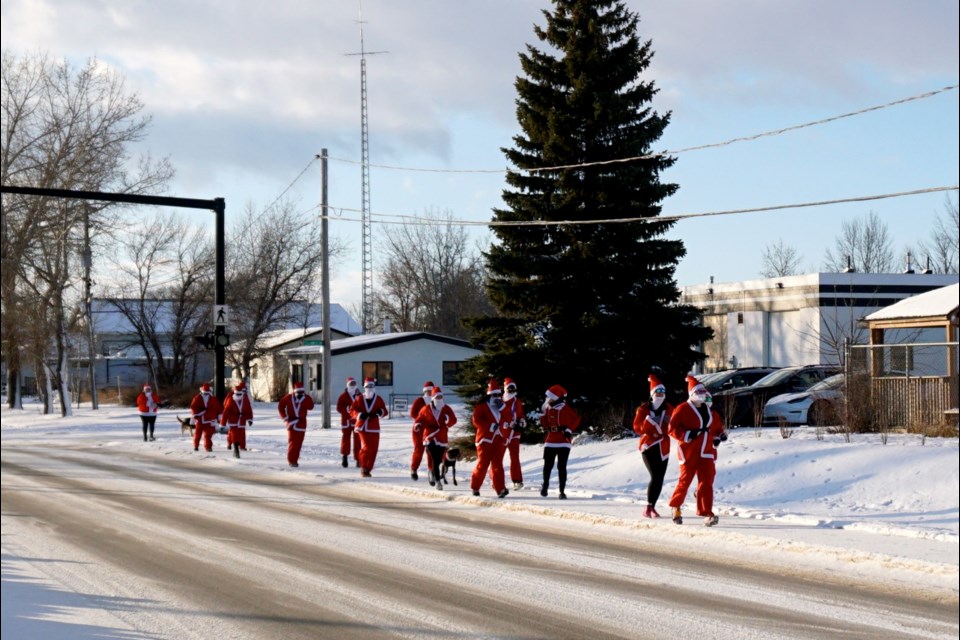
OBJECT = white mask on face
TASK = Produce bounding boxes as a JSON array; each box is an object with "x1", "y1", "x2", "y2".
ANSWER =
[
  {"x1": 651, "y1": 395, "x2": 665, "y2": 410},
  {"x1": 422, "y1": 391, "x2": 432, "y2": 401},
  {"x1": 433, "y1": 398, "x2": 445, "y2": 410},
  {"x1": 363, "y1": 386, "x2": 375, "y2": 400},
  {"x1": 233, "y1": 393, "x2": 244, "y2": 402},
  {"x1": 691, "y1": 391, "x2": 708, "y2": 407},
  {"x1": 503, "y1": 388, "x2": 517, "y2": 401}
]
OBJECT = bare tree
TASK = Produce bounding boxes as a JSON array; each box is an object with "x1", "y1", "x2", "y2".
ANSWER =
[
  {"x1": 1, "y1": 52, "x2": 172, "y2": 413},
  {"x1": 759, "y1": 239, "x2": 802, "y2": 278},
  {"x1": 917, "y1": 195, "x2": 959, "y2": 274},
  {"x1": 823, "y1": 211, "x2": 895, "y2": 274},
  {"x1": 106, "y1": 213, "x2": 213, "y2": 388},
  {"x1": 372, "y1": 210, "x2": 493, "y2": 339},
  {"x1": 226, "y1": 201, "x2": 343, "y2": 379}
]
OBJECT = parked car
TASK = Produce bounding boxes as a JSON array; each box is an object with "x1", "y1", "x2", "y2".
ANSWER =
[
  {"x1": 713, "y1": 365, "x2": 841, "y2": 427},
  {"x1": 762, "y1": 374, "x2": 844, "y2": 426},
  {"x1": 701, "y1": 368, "x2": 779, "y2": 394}
]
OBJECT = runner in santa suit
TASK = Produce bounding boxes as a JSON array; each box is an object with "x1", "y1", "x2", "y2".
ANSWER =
[
  {"x1": 349, "y1": 378, "x2": 388, "y2": 477},
  {"x1": 539, "y1": 384, "x2": 581, "y2": 499},
  {"x1": 416, "y1": 387, "x2": 458, "y2": 491},
  {"x1": 631, "y1": 374, "x2": 673, "y2": 518},
  {"x1": 667, "y1": 375, "x2": 727, "y2": 526},
  {"x1": 471, "y1": 379, "x2": 509, "y2": 498},
  {"x1": 136, "y1": 383, "x2": 162, "y2": 441},
  {"x1": 501, "y1": 377, "x2": 526, "y2": 491},
  {"x1": 335, "y1": 377, "x2": 361, "y2": 468},
  {"x1": 221, "y1": 382, "x2": 253, "y2": 459},
  {"x1": 190, "y1": 383, "x2": 222, "y2": 452},
  {"x1": 278, "y1": 381, "x2": 315, "y2": 467},
  {"x1": 409, "y1": 381, "x2": 435, "y2": 482}
]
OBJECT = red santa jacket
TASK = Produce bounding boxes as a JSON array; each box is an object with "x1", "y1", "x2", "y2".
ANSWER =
[
  {"x1": 278, "y1": 392, "x2": 315, "y2": 431},
  {"x1": 336, "y1": 389, "x2": 359, "y2": 427},
  {"x1": 540, "y1": 401, "x2": 581, "y2": 448},
  {"x1": 409, "y1": 396, "x2": 428, "y2": 431},
  {"x1": 632, "y1": 401, "x2": 673, "y2": 459},
  {"x1": 502, "y1": 396, "x2": 526, "y2": 443},
  {"x1": 136, "y1": 392, "x2": 161, "y2": 417},
  {"x1": 669, "y1": 401, "x2": 724, "y2": 464},
  {"x1": 472, "y1": 401, "x2": 505, "y2": 445},
  {"x1": 221, "y1": 394, "x2": 253, "y2": 429},
  {"x1": 190, "y1": 393, "x2": 222, "y2": 427},
  {"x1": 350, "y1": 393, "x2": 388, "y2": 433},
  {"x1": 417, "y1": 403, "x2": 458, "y2": 446}
]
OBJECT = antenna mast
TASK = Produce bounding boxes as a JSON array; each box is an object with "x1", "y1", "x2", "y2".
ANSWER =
[{"x1": 348, "y1": 1, "x2": 386, "y2": 334}]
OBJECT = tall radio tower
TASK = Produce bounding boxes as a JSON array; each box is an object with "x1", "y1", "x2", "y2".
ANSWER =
[{"x1": 347, "y1": 1, "x2": 386, "y2": 334}]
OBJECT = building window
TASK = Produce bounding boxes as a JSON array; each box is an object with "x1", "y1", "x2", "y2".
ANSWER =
[
  {"x1": 315, "y1": 364, "x2": 322, "y2": 391},
  {"x1": 291, "y1": 363, "x2": 304, "y2": 385},
  {"x1": 362, "y1": 361, "x2": 393, "y2": 386},
  {"x1": 442, "y1": 361, "x2": 464, "y2": 386}
]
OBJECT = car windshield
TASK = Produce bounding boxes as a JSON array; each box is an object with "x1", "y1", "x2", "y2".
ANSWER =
[
  {"x1": 808, "y1": 374, "x2": 844, "y2": 392},
  {"x1": 750, "y1": 368, "x2": 800, "y2": 387}
]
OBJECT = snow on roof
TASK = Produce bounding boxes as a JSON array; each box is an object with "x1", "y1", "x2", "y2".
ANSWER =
[
  {"x1": 279, "y1": 331, "x2": 474, "y2": 355},
  {"x1": 864, "y1": 283, "x2": 960, "y2": 322}
]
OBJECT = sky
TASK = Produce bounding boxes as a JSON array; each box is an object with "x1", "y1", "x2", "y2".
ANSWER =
[
  {"x1": 2, "y1": 0, "x2": 958, "y2": 313},
  {"x1": 2, "y1": 399, "x2": 958, "y2": 637}
]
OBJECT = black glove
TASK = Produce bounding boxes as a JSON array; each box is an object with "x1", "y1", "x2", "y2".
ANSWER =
[
  {"x1": 359, "y1": 411, "x2": 370, "y2": 420},
  {"x1": 563, "y1": 428, "x2": 573, "y2": 440},
  {"x1": 712, "y1": 436, "x2": 722, "y2": 446},
  {"x1": 688, "y1": 428, "x2": 704, "y2": 442}
]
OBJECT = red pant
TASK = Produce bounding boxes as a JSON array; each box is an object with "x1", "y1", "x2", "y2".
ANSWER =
[
  {"x1": 193, "y1": 423, "x2": 216, "y2": 451},
  {"x1": 471, "y1": 439, "x2": 506, "y2": 493},
  {"x1": 287, "y1": 428, "x2": 306, "y2": 465},
  {"x1": 358, "y1": 430, "x2": 380, "y2": 471},
  {"x1": 669, "y1": 457, "x2": 716, "y2": 516},
  {"x1": 410, "y1": 426, "x2": 432, "y2": 472},
  {"x1": 506, "y1": 438, "x2": 523, "y2": 483},
  {"x1": 340, "y1": 427, "x2": 361, "y2": 460},
  {"x1": 226, "y1": 426, "x2": 246, "y2": 450}
]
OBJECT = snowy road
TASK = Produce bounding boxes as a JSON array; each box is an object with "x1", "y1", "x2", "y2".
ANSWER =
[{"x1": 3, "y1": 441, "x2": 956, "y2": 640}]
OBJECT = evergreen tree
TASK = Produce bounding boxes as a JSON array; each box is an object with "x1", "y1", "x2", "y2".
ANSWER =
[{"x1": 466, "y1": 0, "x2": 710, "y2": 429}]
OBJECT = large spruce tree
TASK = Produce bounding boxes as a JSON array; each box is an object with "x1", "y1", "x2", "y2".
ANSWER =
[{"x1": 466, "y1": 0, "x2": 711, "y2": 428}]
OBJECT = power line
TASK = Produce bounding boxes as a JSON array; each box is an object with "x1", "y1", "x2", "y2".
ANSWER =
[
  {"x1": 325, "y1": 84, "x2": 958, "y2": 175},
  {"x1": 323, "y1": 184, "x2": 958, "y2": 227}
]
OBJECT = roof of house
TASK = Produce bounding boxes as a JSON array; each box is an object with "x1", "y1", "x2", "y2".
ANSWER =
[
  {"x1": 92, "y1": 299, "x2": 361, "y2": 336},
  {"x1": 279, "y1": 331, "x2": 475, "y2": 356},
  {"x1": 863, "y1": 283, "x2": 960, "y2": 322}
]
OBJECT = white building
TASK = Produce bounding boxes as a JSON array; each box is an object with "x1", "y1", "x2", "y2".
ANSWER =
[
  {"x1": 244, "y1": 331, "x2": 481, "y2": 409},
  {"x1": 680, "y1": 272, "x2": 959, "y2": 372}
]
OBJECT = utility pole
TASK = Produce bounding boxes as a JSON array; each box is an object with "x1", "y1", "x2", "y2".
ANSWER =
[
  {"x1": 320, "y1": 149, "x2": 332, "y2": 429},
  {"x1": 82, "y1": 204, "x2": 98, "y2": 409}
]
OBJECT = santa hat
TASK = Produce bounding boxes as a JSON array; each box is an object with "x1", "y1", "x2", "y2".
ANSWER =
[
  {"x1": 648, "y1": 375, "x2": 666, "y2": 395},
  {"x1": 486, "y1": 379, "x2": 501, "y2": 395},
  {"x1": 422, "y1": 381, "x2": 435, "y2": 393},
  {"x1": 143, "y1": 382, "x2": 152, "y2": 390},
  {"x1": 200, "y1": 383, "x2": 211, "y2": 393},
  {"x1": 234, "y1": 381, "x2": 246, "y2": 392},
  {"x1": 293, "y1": 381, "x2": 304, "y2": 390},
  {"x1": 686, "y1": 375, "x2": 705, "y2": 395},
  {"x1": 431, "y1": 387, "x2": 444, "y2": 399},
  {"x1": 346, "y1": 377, "x2": 357, "y2": 386},
  {"x1": 363, "y1": 377, "x2": 376, "y2": 387},
  {"x1": 503, "y1": 377, "x2": 517, "y2": 391},
  {"x1": 545, "y1": 384, "x2": 567, "y2": 401}
]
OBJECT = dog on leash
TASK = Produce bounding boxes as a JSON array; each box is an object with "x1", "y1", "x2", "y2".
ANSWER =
[
  {"x1": 176, "y1": 416, "x2": 194, "y2": 437},
  {"x1": 440, "y1": 447, "x2": 461, "y2": 485}
]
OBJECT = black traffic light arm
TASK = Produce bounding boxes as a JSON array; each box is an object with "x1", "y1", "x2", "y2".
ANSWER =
[{"x1": 1, "y1": 185, "x2": 229, "y2": 401}]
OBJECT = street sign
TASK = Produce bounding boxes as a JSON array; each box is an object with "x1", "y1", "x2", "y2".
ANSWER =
[
  {"x1": 303, "y1": 339, "x2": 324, "y2": 346},
  {"x1": 214, "y1": 305, "x2": 229, "y2": 326}
]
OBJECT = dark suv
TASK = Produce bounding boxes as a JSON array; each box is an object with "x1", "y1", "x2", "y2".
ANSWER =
[
  {"x1": 712, "y1": 365, "x2": 841, "y2": 427},
  {"x1": 700, "y1": 368, "x2": 779, "y2": 394}
]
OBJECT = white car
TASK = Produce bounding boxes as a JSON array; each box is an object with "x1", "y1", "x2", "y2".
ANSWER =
[{"x1": 762, "y1": 374, "x2": 844, "y2": 426}]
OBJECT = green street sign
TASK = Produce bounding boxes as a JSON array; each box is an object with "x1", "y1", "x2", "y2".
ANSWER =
[{"x1": 303, "y1": 339, "x2": 324, "y2": 346}]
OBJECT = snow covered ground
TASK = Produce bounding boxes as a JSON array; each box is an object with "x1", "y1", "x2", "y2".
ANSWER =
[{"x1": 3, "y1": 399, "x2": 958, "y2": 638}]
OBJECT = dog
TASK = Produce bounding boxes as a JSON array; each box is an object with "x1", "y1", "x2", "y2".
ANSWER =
[
  {"x1": 440, "y1": 447, "x2": 461, "y2": 485},
  {"x1": 176, "y1": 416, "x2": 195, "y2": 438}
]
